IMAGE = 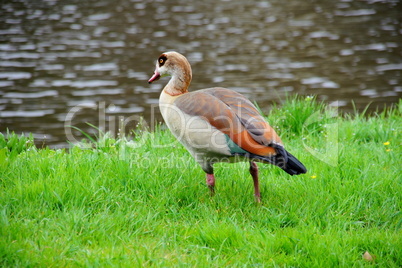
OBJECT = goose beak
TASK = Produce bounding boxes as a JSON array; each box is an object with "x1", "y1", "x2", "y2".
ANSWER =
[{"x1": 148, "y1": 70, "x2": 161, "y2": 84}]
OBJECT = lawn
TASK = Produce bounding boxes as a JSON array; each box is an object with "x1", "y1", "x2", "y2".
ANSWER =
[{"x1": 0, "y1": 97, "x2": 401, "y2": 267}]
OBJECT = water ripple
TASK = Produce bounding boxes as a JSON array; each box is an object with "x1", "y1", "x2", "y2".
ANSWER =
[
  {"x1": 0, "y1": 109, "x2": 55, "y2": 118},
  {"x1": 0, "y1": 52, "x2": 40, "y2": 59},
  {"x1": 81, "y1": 63, "x2": 118, "y2": 71},
  {"x1": 335, "y1": 9, "x2": 376, "y2": 17},
  {"x1": 0, "y1": 72, "x2": 31, "y2": 79},
  {"x1": 71, "y1": 88, "x2": 125, "y2": 96},
  {"x1": 376, "y1": 63, "x2": 402, "y2": 72},
  {"x1": 4, "y1": 90, "x2": 58, "y2": 98}
]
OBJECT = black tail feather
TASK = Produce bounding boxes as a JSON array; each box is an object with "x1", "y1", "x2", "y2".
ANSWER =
[
  {"x1": 281, "y1": 151, "x2": 307, "y2": 175},
  {"x1": 238, "y1": 147, "x2": 307, "y2": 176}
]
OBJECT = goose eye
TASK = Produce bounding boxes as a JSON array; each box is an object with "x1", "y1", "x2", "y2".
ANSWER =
[{"x1": 158, "y1": 55, "x2": 167, "y2": 67}]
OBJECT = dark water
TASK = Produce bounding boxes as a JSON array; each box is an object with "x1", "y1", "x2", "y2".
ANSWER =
[{"x1": 0, "y1": 0, "x2": 401, "y2": 148}]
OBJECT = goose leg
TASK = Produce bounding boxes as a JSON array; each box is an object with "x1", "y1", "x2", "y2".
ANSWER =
[
  {"x1": 206, "y1": 173, "x2": 215, "y2": 195},
  {"x1": 249, "y1": 161, "x2": 261, "y2": 203}
]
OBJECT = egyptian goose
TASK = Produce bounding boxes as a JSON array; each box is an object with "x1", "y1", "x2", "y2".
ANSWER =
[{"x1": 148, "y1": 51, "x2": 307, "y2": 202}]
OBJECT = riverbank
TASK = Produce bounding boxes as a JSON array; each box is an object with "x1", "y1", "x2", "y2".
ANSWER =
[{"x1": 1, "y1": 97, "x2": 401, "y2": 266}]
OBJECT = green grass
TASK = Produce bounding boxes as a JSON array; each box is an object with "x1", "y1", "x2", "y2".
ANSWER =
[{"x1": 1, "y1": 97, "x2": 401, "y2": 267}]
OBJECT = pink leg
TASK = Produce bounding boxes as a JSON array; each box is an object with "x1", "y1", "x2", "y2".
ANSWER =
[
  {"x1": 249, "y1": 162, "x2": 261, "y2": 203},
  {"x1": 206, "y1": 173, "x2": 215, "y2": 195}
]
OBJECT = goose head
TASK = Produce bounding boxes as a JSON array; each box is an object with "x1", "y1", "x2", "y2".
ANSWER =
[{"x1": 148, "y1": 52, "x2": 192, "y2": 94}]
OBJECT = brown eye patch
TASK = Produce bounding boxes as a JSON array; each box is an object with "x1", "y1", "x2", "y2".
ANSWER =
[{"x1": 158, "y1": 55, "x2": 167, "y2": 67}]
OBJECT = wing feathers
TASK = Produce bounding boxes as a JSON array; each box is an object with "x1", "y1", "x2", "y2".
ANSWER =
[{"x1": 174, "y1": 87, "x2": 282, "y2": 157}]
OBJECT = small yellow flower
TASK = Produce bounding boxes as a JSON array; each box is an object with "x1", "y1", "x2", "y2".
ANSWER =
[
  {"x1": 386, "y1": 149, "x2": 391, "y2": 152},
  {"x1": 311, "y1": 175, "x2": 317, "y2": 179},
  {"x1": 383, "y1": 141, "x2": 390, "y2": 146}
]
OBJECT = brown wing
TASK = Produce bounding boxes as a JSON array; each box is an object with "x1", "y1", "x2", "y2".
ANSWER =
[{"x1": 173, "y1": 87, "x2": 283, "y2": 156}]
